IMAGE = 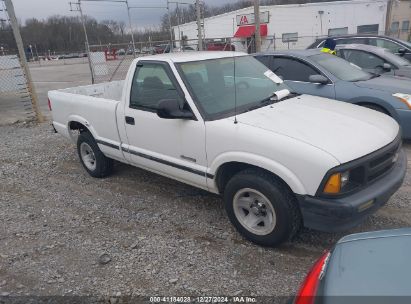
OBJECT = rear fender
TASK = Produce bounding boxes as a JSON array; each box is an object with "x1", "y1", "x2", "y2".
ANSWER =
[{"x1": 67, "y1": 114, "x2": 98, "y2": 143}]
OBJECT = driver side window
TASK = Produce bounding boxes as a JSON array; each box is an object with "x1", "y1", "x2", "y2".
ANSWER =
[
  {"x1": 271, "y1": 57, "x2": 321, "y2": 82},
  {"x1": 341, "y1": 49, "x2": 386, "y2": 69},
  {"x1": 130, "y1": 63, "x2": 183, "y2": 111}
]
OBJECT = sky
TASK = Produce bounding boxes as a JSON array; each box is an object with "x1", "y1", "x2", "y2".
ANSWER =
[{"x1": 13, "y1": 0, "x2": 237, "y2": 29}]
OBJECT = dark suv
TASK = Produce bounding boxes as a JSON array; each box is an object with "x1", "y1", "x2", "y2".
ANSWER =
[{"x1": 307, "y1": 34, "x2": 411, "y2": 61}]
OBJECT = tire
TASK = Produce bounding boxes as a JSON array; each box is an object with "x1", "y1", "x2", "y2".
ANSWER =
[
  {"x1": 77, "y1": 131, "x2": 113, "y2": 178},
  {"x1": 223, "y1": 169, "x2": 302, "y2": 247}
]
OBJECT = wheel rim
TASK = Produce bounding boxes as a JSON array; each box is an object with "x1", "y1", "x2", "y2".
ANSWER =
[
  {"x1": 80, "y1": 142, "x2": 97, "y2": 171},
  {"x1": 233, "y1": 188, "x2": 277, "y2": 236}
]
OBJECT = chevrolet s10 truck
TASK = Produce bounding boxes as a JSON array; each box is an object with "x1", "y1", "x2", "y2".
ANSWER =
[{"x1": 48, "y1": 52, "x2": 407, "y2": 247}]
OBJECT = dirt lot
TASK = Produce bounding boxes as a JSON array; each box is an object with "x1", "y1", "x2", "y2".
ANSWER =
[{"x1": 0, "y1": 121, "x2": 410, "y2": 300}]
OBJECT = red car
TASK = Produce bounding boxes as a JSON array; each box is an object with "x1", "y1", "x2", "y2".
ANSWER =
[{"x1": 206, "y1": 42, "x2": 235, "y2": 51}]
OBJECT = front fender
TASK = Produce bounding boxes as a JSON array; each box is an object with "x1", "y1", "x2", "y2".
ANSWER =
[
  {"x1": 208, "y1": 152, "x2": 306, "y2": 195},
  {"x1": 349, "y1": 96, "x2": 400, "y2": 120}
]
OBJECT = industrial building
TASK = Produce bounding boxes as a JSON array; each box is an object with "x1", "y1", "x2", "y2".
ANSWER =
[{"x1": 173, "y1": 0, "x2": 395, "y2": 52}]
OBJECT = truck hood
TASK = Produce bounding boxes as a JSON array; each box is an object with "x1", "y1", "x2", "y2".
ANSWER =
[
  {"x1": 235, "y1": 95, "x2": 399, "y2": 164},
  {"x1": 354, "y1": 75, "x2": 411, "y2": 93}
]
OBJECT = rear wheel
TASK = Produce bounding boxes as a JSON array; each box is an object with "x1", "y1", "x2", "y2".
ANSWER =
[
  {"x1": 223, "y1": 169, "x2": 302, "y2": 247},
  {"x1": 77, "y1": 131, "x2": 113, "y2": 178}
]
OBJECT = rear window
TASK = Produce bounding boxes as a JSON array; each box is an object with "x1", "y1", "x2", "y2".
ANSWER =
[{"x1": 322, "y1": 236, "x2": 411, "y2": 297}]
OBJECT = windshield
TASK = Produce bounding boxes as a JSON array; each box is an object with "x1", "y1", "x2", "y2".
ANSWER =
[
  {"x1": 310, "y1": 53, "x2": 372, "y2": 82},
  {"x1": 177, "y1": 56, "x2": 290, "y2": 120}
]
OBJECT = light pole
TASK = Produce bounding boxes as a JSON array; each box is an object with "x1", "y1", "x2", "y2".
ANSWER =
[
  {"x1": 254, "y1": 0, "x2": 261, "y2": 52},
  {"x1": 69, "y1": 0, "x2": 95, "y2": 83},
  {"x1": 167, "y1": 1, "x2": 193, "y2": 49},
  {"x1": 196, "y1": 0, "x2": 203, "y2": 50},
  {"x1": 127, "y1": 5, "x2": 168, "y2": 52},
  {"x1": 76, "y1": 0, "x2": 136, "y2": 57},
  {"x1": 167, "y1": 0, "x2": 173, "y2": 52}
]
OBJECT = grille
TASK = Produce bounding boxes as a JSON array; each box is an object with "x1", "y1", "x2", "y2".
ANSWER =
[{"x1": 365, "y1": 137, "x2": 401, "y2": 184}]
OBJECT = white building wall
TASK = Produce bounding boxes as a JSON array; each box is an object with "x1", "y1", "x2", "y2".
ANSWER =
[{"x1": 173, "y1": 0, "x2": 388, "y2": 52}]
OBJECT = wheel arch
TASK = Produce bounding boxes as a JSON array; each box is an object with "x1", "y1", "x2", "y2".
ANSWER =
[
  {"x1": 211, "y1": 154, "x2": 306, "y2": 195},
  {"x1": 350, "y1": 97, "x2": 398, "y2": 118},
  {"x1": 67, "y1": 115, "x2": 98, "y2": 142}
]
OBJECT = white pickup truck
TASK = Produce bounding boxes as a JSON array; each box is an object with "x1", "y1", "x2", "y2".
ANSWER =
[{"x1": 49, "y1": 51, "x2": 406, "y2": 246}]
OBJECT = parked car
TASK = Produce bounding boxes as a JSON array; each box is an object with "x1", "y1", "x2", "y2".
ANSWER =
[
  {"x1": 336, "y1": 44, "x2": 411, "y2": 78},
  {"x1": 140, "y1": 46, "x2": 155, "y2": 54},
  {"x1": 307, "y1": 34, "x2": 411, "y2": 61},
  {"x1": 254, "y1": 50, "x2": 411, "y2": 139},
  {"x1": 116, "y1": 48, "x2": 126, "y2": 56},
  {"x1": 154, "y1": 44, "x2": 171, "y2": 54},
  {"x1": 294, "y1": 228, "x2": 411, "y2": 303},
  {"x1": 48, "y1": 52, "x2": 406, "y2": 247},
  {"x1": 206, "y1": 42, "x2": 235, "y2": 51},
  {"x1": 180, "y1": 46, "x2": 196, "y2": 52}
]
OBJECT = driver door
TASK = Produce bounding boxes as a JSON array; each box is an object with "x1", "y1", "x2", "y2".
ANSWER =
[{"x1": 122, "y1": 61, "x2": 208, "y2": 189}]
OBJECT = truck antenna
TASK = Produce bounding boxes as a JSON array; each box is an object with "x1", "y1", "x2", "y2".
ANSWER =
[{"x1": 233, "y1": 53, "x2": 238, "y2": 124}]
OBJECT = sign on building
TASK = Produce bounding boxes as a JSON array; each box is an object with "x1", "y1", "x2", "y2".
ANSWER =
[{"x1": 236, "y1": 11, "x2": 269, "y2": 26}]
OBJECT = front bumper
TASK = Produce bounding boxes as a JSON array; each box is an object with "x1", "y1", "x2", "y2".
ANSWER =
[{"x1": 297, "y1": 149, "x2": 407, "y2": 232}]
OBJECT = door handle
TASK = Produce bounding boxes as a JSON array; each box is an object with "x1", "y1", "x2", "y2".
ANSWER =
[{"x1": 125, "y1": 116, "x2": 135, "y2": 125}]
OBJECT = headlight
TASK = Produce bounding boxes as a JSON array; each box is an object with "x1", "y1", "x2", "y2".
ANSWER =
[
  {"x1": 323, "y1": 169, "x2": 363, "y2": 195},
  {"x1": 393, "y1": 93, "x2": 411, "y2": 109}
]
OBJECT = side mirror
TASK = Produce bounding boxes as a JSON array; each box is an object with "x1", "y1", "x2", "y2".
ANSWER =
[
  {"x1": 382, "y1": 63, "x2": 392, "y2": 71},
  {"x1": 398, "y1": 48, "x2": 407, "y2": 55},
  {"x1": 157, "y1": 99, "x2": 194, "y2": 120},
  {"x1": 308, "y1": 74, "x2": 329, "y2": 85}
]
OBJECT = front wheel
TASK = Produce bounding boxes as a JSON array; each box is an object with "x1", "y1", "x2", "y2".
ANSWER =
[
  {"x1": 224, "y1": 169, "x2": 302, "y2": 247},
  {"x1": 77, "y1": 131, "x2": 113, "y2": 178}
]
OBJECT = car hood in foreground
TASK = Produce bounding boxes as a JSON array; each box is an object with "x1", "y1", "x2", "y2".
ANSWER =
[
  {"x1": 354, "y1": 74, "x2": 411, "y2": 93},
  {"x1": 236, "y1": 94, "x2": 399, "y2": 164},
  {"x1": 323, "y1": 229, "x2": 411, "y2": 297}
]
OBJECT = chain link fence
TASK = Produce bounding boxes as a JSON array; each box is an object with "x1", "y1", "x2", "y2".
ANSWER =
[
  {"x1": 86, "y1": 30, "x2": 411, "y2": 84},
  {"x1": 0, "y1": 1, "x2": 36, "y2": 125},
  {"x1": 27, "y1": 50, "x2": 89, "y2": 67}
]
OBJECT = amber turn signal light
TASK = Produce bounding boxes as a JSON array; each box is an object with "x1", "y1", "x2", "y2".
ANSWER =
[{"x1": 323, "y1": 173, "x2": 341, "y2": 194}]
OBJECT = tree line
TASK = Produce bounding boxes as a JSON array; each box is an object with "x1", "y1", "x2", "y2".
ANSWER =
[
  {"x1": 0, "y1": 0, "x2": 343, "y2": 54},
  {"x1": 0, "y1": 16, "x2": 169, "y2": 54}
]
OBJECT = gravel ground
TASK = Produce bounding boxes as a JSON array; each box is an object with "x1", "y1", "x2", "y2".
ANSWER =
[{"x1": 0, "y1": 122, "x2": 410, "y2": 300}]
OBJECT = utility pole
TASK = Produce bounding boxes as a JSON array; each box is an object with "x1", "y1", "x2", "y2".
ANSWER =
[
  {"x1": 70, "y1": 0, "x2": 95, "y2": 83},
  {"x1": 176, "y1": 2, "x2": 181, "y2": 43},
  {"x1": 4, "y1": 0, "x2": 44, "y2": 122},
  {"x1": 167, "y1": 0, "x2": 173, "y2": 52},
  {"x1": 196, "y1": 0, "x2": 203, "y2": 50},
  {"x1": 125, "y1": 0, "x2": 136, "y2": 57},
  {"x1": 254, "y1": 0, "x2": 261, "y2": 52}
]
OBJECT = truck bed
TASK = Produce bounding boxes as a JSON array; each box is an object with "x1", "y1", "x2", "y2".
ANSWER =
[
  {"x1": 58, "y1": 80, "x2": 124, "y2": 101},
  {"x1": 48, "y1": 80, "x2": 125, "y2": 161}
]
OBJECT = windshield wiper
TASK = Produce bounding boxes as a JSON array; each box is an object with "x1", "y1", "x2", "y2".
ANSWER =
[
  {"x1": 244, "y1": 90, "x2": 297, "y2": 113},
  {"x1": 245, "y1": 93, "x2": 277, "y2": 112},
  {"x1": 368, "y1": 73, "x2": 381, "y2": 80}
]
